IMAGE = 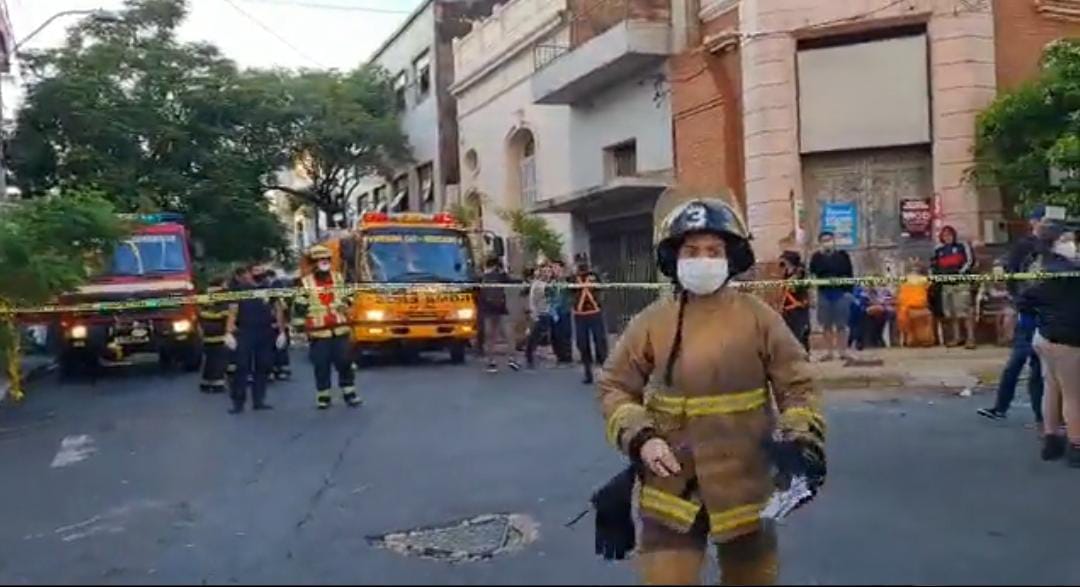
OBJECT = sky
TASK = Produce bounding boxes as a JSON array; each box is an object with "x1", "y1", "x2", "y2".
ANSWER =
[{"x1": 2, "y1": 0, "x2": 421, "y2": 118}]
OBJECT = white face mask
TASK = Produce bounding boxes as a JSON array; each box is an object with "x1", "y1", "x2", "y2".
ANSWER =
[
  {"x1": 677, "y1": 257, "x2": 730, "y2": 295},
  {"x1": 317, "y1": 261, "x2": 332, "y2": 273},
  {"x1": 1053, "y1": 241, "x2": 1078, "y2": 260}
]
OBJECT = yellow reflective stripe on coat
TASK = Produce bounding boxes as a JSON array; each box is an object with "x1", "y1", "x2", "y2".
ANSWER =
[
  {"x1": 199, "y1": 310, "x2": 228, "y2": 320},
  {"x1": 203, "y1": 335, "x2": 226, "y2": 344},
  {"x1": 647, "y1": 388, "x2": 767, "y2": 417},
  {"x1": 606, "y1": 403, "x2": 647, "y2": 447},
  {"x1": 709, "y1": 502, "x2": 765, "y2": 536},
  {"x1": 640, "y1": 486, "x2": 701, "y2": 526},
  {"x1": 779, "y1": 406, "x2": 826, "y2": 435}
]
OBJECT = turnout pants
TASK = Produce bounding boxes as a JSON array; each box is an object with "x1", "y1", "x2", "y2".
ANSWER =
[
  {"x1": 310, "y1": 334, "x2": 357, "y2": 407},
  {"x1": 273, "y1": 328, "x2": 292, "y2": 380},
  {"x1": 553, "y1": 311, "x2": 574, "y2": 363},
  {"x1": 573, "y1": 313, "x2": 608, "y2": 369},
  {"x1": 782, "y1": 309, "x2": 811, "y2": 352},
  {"x1": 200, "y1": 342, "x2": 229, "y2": 392},
  {"x1": 638, "y1": 517, "x2": 779, "y2": 586},
  {"x1": 231, "y1": 329, "x2": 274, "y2": 408}
]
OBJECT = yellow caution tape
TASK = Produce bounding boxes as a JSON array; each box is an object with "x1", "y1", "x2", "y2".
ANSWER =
[{"x1": 0, "y1": 271, "x2": 1077, "y2": 317}]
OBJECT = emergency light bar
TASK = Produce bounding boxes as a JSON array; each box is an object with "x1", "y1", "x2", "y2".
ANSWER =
[
  {"x1": 361, "y1": 212, "x2": 457, "y2": 226},
  {"x1": 119, "y1": 212, "x2": 186, "y2": 224}
]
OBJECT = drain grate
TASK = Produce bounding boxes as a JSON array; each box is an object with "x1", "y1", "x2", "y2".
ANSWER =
[{"x1": 368, "y1": 513, "x2": 538, "y2": 563}]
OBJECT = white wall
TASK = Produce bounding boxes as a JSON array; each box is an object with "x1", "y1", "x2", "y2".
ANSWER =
[{"x1": 566, "y1": 63, "x2": 673, "y2": 190}]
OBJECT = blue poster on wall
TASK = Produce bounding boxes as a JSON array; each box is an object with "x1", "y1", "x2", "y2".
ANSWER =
[{"x1": 821, "y1": 202, "x2": 858, "y2": 248}]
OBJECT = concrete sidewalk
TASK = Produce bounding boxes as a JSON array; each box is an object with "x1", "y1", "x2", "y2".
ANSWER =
[
  {"x1": 812, "y1": 345, "x2": 1012, "y2": 390},
  {"x1": 0, "y1": 354, "x2": 55, "y2": 404}
]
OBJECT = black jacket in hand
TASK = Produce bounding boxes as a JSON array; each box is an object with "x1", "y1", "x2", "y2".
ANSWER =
[{"x1": 591, "y1": 465, "x2": 637, "y2": 560}]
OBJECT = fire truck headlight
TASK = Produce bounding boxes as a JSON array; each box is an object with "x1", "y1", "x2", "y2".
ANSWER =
[
  {"x1": 365, "y1": 309, "x2": 386, "y2": 322},
  {"x1": 456, "y1": 307, "x2": 475, "y2": 321},
  {"x1": 69, "y1": 325, "x2": 88, "y2": 340},
  {"x1": 172, "y1": 319, "x2": 193, "y2": 334}
]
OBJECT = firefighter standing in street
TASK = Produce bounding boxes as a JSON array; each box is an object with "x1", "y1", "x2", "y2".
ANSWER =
[
  {"x1": 295, "y1": 245, "x2": 360, "y2": 409},
  {"x1": 224, "y1": 265, "x2": 287, "y2": 414},
  {"x1": 594, "y1": 198, "x2": 825, "y2": 585},
  {"x1": 197, "y1": 279, "x2": 230, "y2": 393},
  {"x1": 573, "y1": 254, "x2": 607, "y2": 385}
]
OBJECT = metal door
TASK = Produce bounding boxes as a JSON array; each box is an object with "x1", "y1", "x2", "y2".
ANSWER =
[{"x1": 589, "y1": 215, "x2": 657, "y2": 332}]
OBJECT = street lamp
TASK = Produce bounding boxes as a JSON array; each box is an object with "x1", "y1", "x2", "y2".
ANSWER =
[{"x1": 14, "y1": 9, "x2": 122, "y2": 52}]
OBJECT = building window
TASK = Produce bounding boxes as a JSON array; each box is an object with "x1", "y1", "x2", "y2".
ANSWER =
[
  {"x1": 373, "y1": 185, "x2": 389, "y2": 212},
  {"x1": 521, "y1": 136, "x2": 538, "y2": 206},
  {"x1": 414, "y1": 50, "x2": 431, "y2": 102},
  {"x1": 393, "y1": 72, "x2": 407, "y2": 111},
  {"x1": 605, "y1": 140, "x2": 637, "y2": 180},
  {"x1": 418, "y1": 163, "x2": 435, "y2": 213},
  {"x1": 390, "y1": 175, "x2": 410, "y2": 212},
  {"x1": 464, "y1": 149, "x2": 479, "y2": 176}
]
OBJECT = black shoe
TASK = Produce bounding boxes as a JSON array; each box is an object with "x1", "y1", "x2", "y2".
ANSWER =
[
  {"x1": 317, "y1": 397, "x2": 331, "y2": 410},
  {"x1": 1042, "y1": 435, "x2": 1066, "y2": 461},
  {"x1": 228, "y1": 405, "x2": 244, "y2": 415},
  {"x1": 977, "y1": 407, "x2": 1006, "y2": 420},
  {"x1": 1067, "y1": 444, "x2": 1080, "y2": 468},
  {"x1": 253, "y1": 403, "x2": 274, "y2": 411}
]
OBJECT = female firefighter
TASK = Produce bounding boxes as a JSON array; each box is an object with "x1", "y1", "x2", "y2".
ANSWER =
[{"x1": 595, "y1": 198, "x2": 826, "y2": 585}]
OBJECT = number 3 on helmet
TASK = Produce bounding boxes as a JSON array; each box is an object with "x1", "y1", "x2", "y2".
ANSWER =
[{"x1": 655, "y1": 198, "x2": 756, "y2": 279}]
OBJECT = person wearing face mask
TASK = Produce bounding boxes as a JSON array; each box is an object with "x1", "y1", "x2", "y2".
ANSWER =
[
  {"x1": 594, "y1": 198, "x2": 824, "y2": 584},
  {"x1": 573, "y1": 254, "x2": 608, "y2": 385},
  {"x1": 224, "y1": 264, "x2": 287, "y2": 414},
  {"x1": 1022, "y1": 222, "x2": 1080, "y2": 466},
  {"x1": 295, "y1": 246, "x2": 360, "y2": 410}
]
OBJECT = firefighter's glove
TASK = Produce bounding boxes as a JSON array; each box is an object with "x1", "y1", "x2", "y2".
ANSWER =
[
  {"x1": 768, "y1": 438, "x2": 826, "y2": 493},
  {"x1": 276, "y1": 332, "x2": 287, "y2": 350},
  {"x1": 224, "y1": 333, "x2": 238, "y2": 351},
  {"x1": 591, "y1": 465, "x2": 637, "y2": 560}
]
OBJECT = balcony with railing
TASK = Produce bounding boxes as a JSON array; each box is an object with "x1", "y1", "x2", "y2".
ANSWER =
[
  {"x1": 451, "y1": 0, "x2": 568, "y2": 94},
  {"x1": 531, "y1": 0, "x2": 672, "y2": 105}
]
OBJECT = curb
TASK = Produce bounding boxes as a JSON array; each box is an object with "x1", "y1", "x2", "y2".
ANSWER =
[{"x1": 1, "y1": 361, "x2": 57, "y2": 405}]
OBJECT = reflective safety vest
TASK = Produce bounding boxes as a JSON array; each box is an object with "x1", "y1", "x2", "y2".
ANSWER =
[
  {"x1": 573, "y1": 274, "x2": 601, "y2": 316},
  {"x1": 199, "y1": 287, "x2": 229, "y2": 344},
  {"x1": 300, "y1": 272, "x2": 351, "y2": 337}
]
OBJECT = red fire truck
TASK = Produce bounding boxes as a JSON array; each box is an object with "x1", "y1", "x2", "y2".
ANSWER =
[{"x1": 55, "y1": 213, "x2": 203, "y2": 375}]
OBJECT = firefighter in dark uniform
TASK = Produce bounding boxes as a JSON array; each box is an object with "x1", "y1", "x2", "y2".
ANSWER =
[
  {"x1": 224, "y1": 265, "x2": 287, "y2": 414},
  {"x1": 266, "y1": 269, "x2": 293, "y2": 381},
  {"x1": 573, "y1": 254, "x2": 608, "y2": 385},
  {"x1": 294, "y1": 246, "x2": 360, "y2": 409},
  {"x1": 198, "y1": 279, "x2": 230, "y2": 393}
]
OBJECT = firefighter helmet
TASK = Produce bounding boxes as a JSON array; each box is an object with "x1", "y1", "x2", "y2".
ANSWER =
[
  {"x1": 307, "y1": 245, "x2": 333, "y2": 261},
  {"x1": 655, "y1": 198, "x2": 754, "y2": 279}
]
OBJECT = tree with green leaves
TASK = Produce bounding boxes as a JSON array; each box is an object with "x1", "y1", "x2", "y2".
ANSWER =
[
  {"x1": 266, "y1": 68, "x2": 411, "y2": 223},
  {"x1": 498, "y1": 209, "x2": 565, "y2": 264},
  {"x1": 0, "y1": 191, "x2": 128, "y2": 393},
  {"x1": 8, "y1": 0, "x2": 289, "y2": 263},
  {"x1": 974, "y1": 38, "x2": 1080, "y2": 216}
]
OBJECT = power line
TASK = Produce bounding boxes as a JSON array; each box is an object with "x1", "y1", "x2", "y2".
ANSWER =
[
  {"x1": 221, "y1": 0, "x2": 327, "y2": 68},
  {"x1": 234, "y1": 0, "x2": 411, "y2": 14}
]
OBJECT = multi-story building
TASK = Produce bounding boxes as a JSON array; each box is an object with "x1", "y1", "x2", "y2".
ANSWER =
[
  {"x1": 452, "y1": 0, "x2": 686, "y2": 327},
  {"x1": 671, "y1": 0, "x2": 1080, "y2": 272},
  {"x1": 353, "y1": 0, "x2": 502, "y2": 219}
]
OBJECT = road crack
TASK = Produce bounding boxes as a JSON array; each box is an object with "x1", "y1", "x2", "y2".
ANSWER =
[{"x1": 295, "y1": 431, "x2": 356, "y2": 531}]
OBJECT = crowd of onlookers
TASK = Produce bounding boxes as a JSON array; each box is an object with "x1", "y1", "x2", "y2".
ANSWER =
[{"x1": 476, "y1": 254, "x2": 608, "y2": 384}]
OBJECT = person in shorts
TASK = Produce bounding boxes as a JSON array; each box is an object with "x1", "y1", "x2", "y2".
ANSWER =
[
  {"x1": 809, "y1": 231, "x2": 855, "y2": 361},
  {"x1": 931, "y1": 225, "x2": 977, "y2": 348}
]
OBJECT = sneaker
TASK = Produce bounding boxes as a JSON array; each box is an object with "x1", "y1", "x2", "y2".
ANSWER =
[
  {"x1": 507, "y1": 360, "x2": 521, "y2": 372},
  {"x1": 1041, "y1": 434, "x2": 1066, "y2": 461},
  {"x1": 486, "y1": 362, "x2": 498, "y2": 374},
  {"x1": 343, "y1": 392, "x2": 362, "y2": 408},
  {"x1": 1068, "y1": 444, "x2": 1080, "y2": 468},
  {"x1": 977, "y1": 408, "x2": 1006, "y2": 420},
  {"x1": 316, "y1": 395, "x2": 332, "y2": 410}
]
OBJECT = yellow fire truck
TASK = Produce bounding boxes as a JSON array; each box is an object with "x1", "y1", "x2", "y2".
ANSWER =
[{"x1": 303, "y1": 212, "x2": 501, "y2": 363}]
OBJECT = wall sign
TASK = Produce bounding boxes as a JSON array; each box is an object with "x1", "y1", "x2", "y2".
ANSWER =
[
  {"x1": 821, "y1": 202, "x2": 858, "y2": 248},
  {"x1": 900, "y1": 198, "x2": 933, "y2": 238}
]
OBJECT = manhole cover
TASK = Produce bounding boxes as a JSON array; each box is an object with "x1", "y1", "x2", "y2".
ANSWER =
[{"x1": 368, "y1": 513, "x2": 538, "y2": 563}]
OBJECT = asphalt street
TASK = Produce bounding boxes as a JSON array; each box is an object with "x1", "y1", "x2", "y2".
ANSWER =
[{"x1": 0, "y1": 351, "x2": 1078, "y2": 585}]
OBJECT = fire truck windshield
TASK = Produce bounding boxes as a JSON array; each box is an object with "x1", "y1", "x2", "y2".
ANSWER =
[
  {"x1": 363, "y1": 229, "x2": 473, "y2": 284},
  {"x1": 106, "y1": 234, "x2": 188, "y2": 276}
]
